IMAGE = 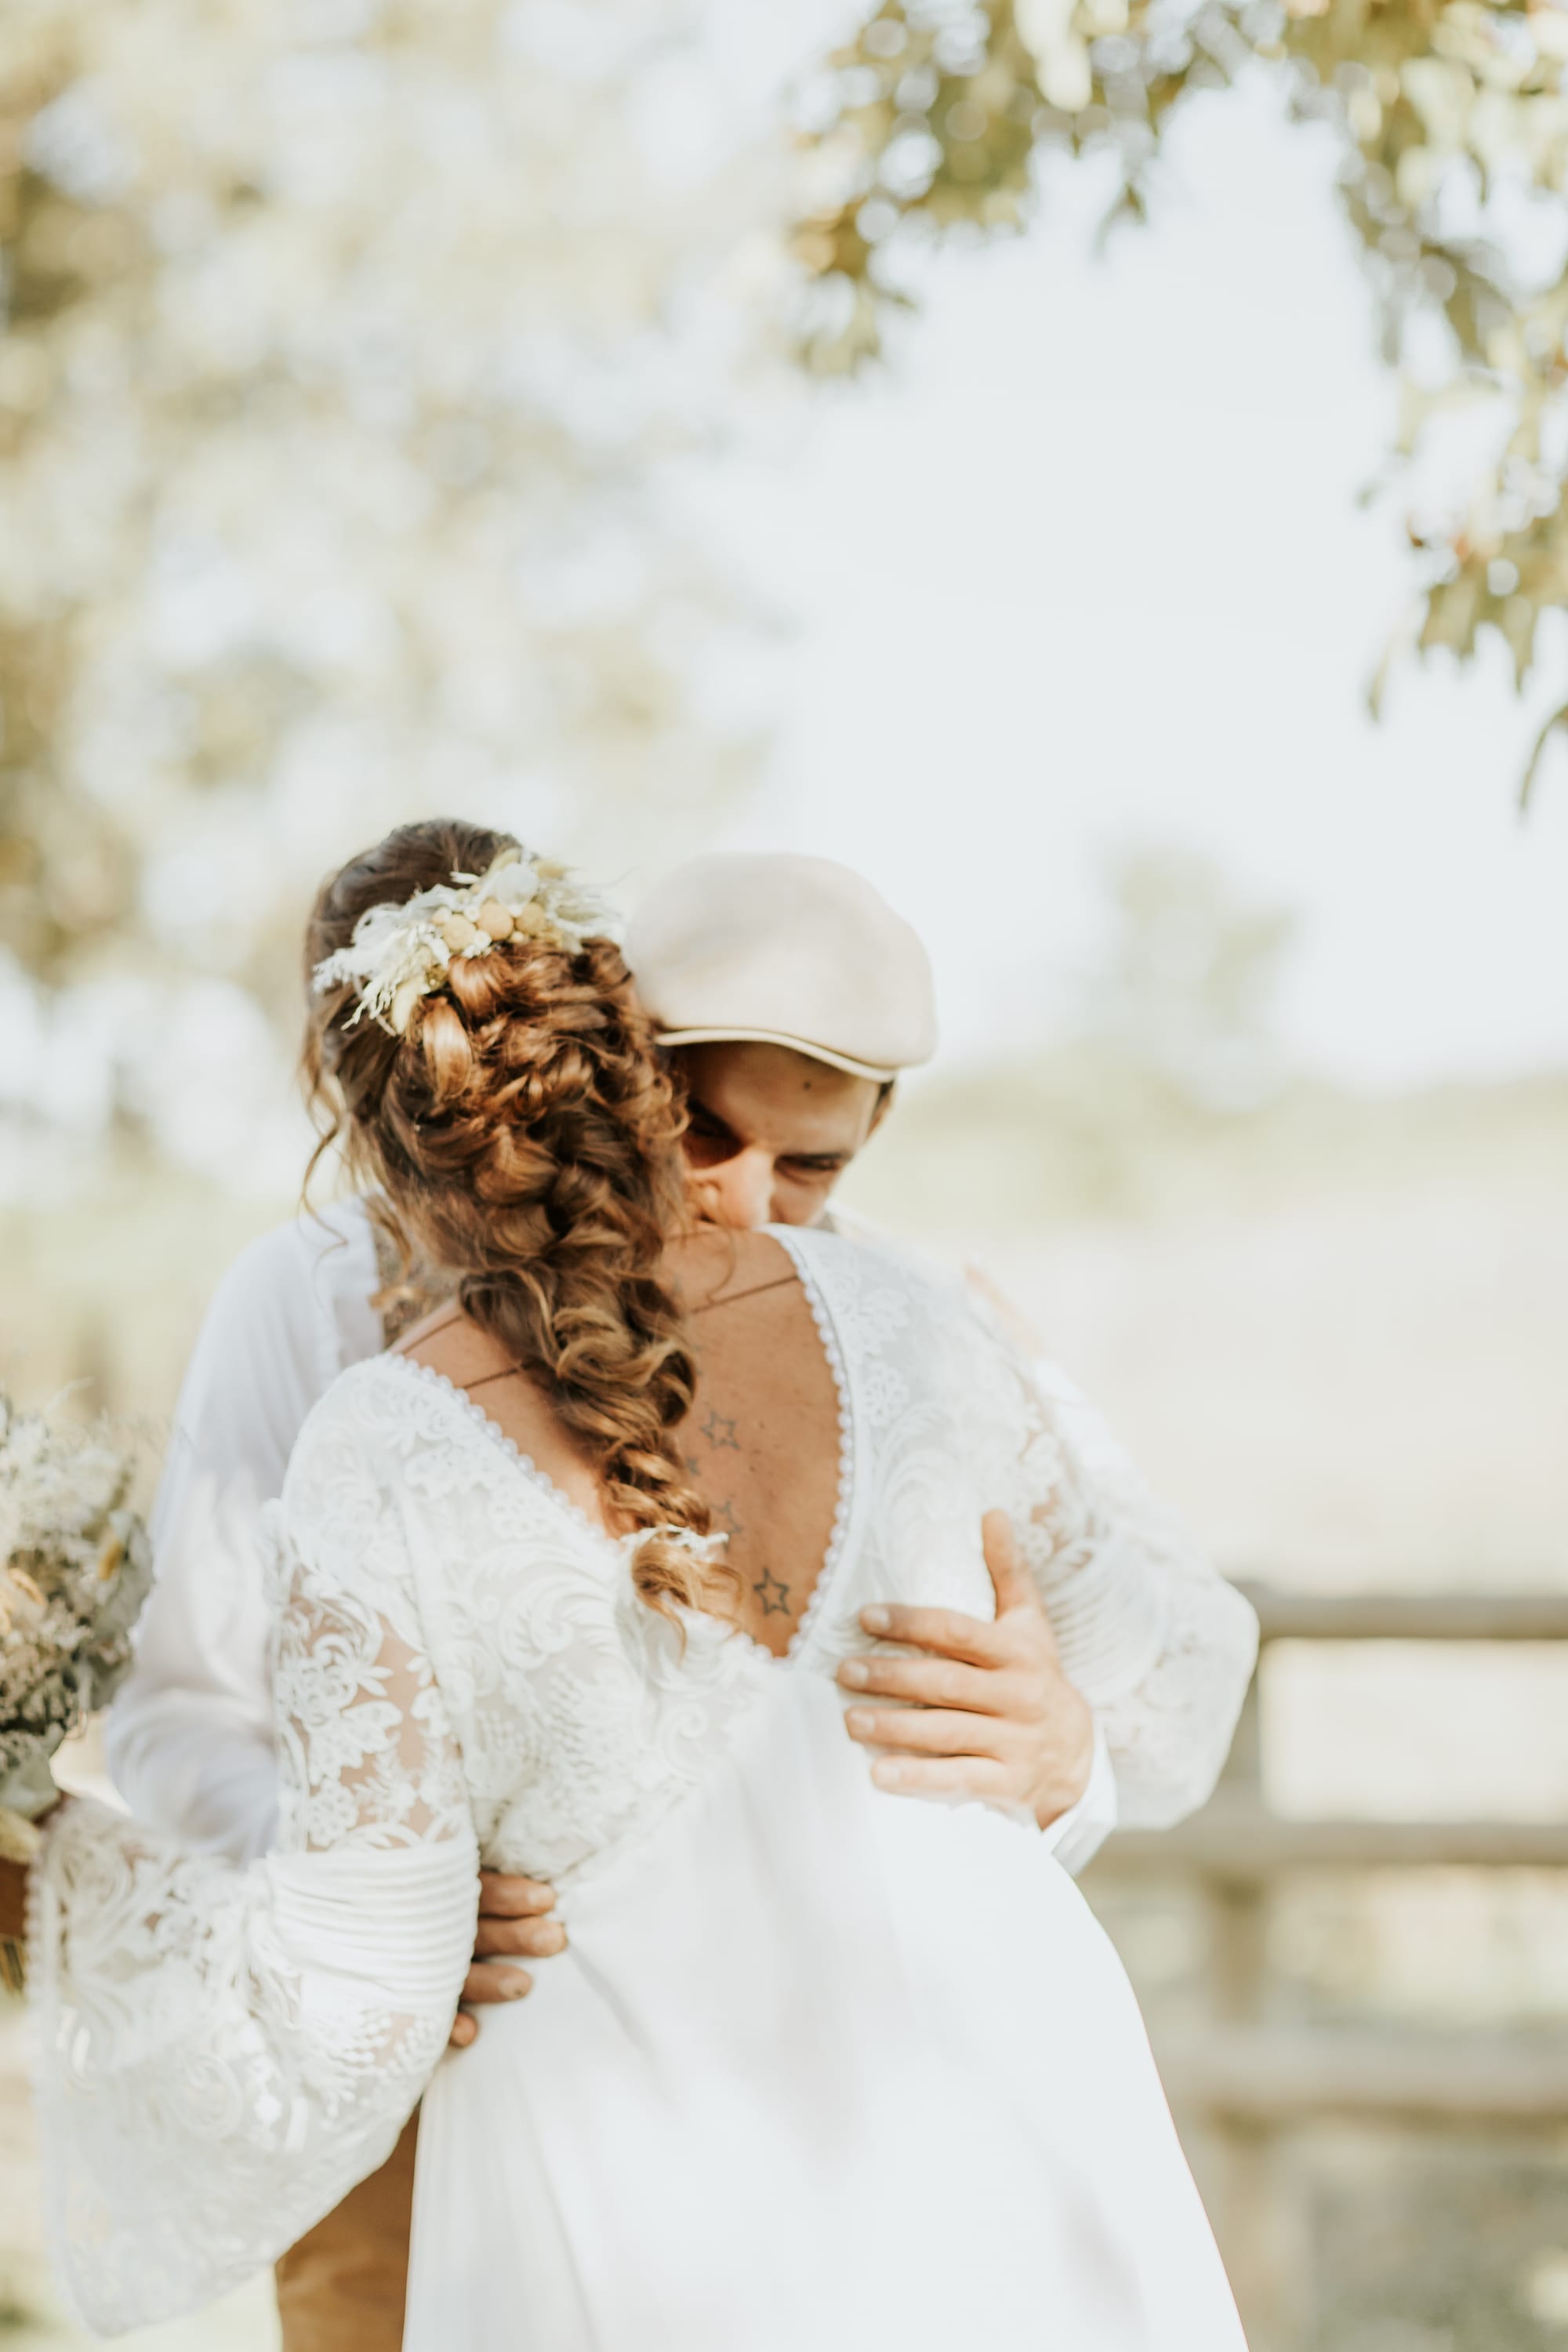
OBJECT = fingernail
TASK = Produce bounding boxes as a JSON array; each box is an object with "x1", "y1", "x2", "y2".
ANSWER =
[
  {"x1": 503, "y1": 1973, "x2": 532, "y2": 1999},
  {"x1": 862, "y1": 1606, "x2": 891, "y2": 1635},
  {"x1": 840, "y1": 1659, "x2": 870, "y2": 1686},
  {"x1": 873, "y1": 1759, "x2": 904, "y2": 1788},
  {"x1": 846, "y1": 1708, "x2": 875, "y2": 1734}
]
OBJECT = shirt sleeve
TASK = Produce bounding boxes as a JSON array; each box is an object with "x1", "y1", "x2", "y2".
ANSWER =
[
  {"x1": 106, "y1": 1204, "x2": 382, "y2": 1863},
  {"x1": 28, "y1": 1380, "x2": 478, "y2": 2337},
  {"x1": 1036, "y1": 1717, "x2": 1117, "y2": 1875}
]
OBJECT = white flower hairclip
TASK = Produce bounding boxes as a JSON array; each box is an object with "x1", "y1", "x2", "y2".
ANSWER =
[
  {"x1": 661, "y1": 1526, "x2": 731, "y2": 1560},
  {"x1": 311, "y1": 851, "x2": 619, "y2": 1036}
]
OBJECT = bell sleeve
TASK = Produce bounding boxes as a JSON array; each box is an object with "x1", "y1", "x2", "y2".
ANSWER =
[
  {"x1": 26, "y1": 1386, "x2": 478, "y2": 2336},
  {"x1": 106, "y1": 1204, "x2": 385, "y2": 1866}
]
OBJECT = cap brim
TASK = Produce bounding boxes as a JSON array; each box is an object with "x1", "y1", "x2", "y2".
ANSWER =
[{"x1": 654, "y1": 1025, "x2": 906, "y2": 1086}]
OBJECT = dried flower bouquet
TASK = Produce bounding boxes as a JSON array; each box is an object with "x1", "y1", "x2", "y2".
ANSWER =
[{"x1": 0, "y1": 1391, "x2": 151, "y2": 1864}]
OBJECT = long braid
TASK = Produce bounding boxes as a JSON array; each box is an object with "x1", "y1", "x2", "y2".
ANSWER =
[{"x1": 304, "y1": 822, "x2": 720, "y2": 1618}]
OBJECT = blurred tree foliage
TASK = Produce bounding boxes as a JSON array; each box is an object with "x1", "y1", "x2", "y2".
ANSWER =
[
  {"x1": 1087, "y1": 848, "x2": 1296, "y2": 1109},
  {"x1": 0, "y1": 0, "x2": 755, "y2": 1028},
  {"x1": 789, "y1": 0, "x2": 1568, "y2": 793}
]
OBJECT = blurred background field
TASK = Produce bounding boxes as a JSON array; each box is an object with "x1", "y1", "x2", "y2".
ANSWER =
[
  {"x1": 5, "y1": 0, "x2": 1568, "y2": 2346},
  {"x1": 6, "y1": 1044, "x2": 1568, "y2": 2352}
]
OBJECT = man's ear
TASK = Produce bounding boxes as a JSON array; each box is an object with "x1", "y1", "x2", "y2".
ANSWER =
[{"x1": 868, "y1": 1080, "x2": 896, "y2": 1137}]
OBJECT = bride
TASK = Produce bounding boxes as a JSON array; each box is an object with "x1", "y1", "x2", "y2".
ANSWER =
[{"x1": 14, "y1": 827, "x2": 1247, "y2": 2350}]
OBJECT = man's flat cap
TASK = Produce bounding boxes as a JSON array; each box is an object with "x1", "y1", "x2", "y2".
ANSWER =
[{"x1": 626, "y1": 853, "x2": 937, "y2": 1084}]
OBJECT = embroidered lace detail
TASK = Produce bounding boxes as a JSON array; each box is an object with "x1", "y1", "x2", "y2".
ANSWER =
[
  {"x1": 761, "y1": 1226, "x2": 857, "y2": 1668},
  {"x1": 786, "y1": 1229, "x2": 1258, "y2": 1824},
  {"x1": 389, "y1": 1355, "x2": 624, "y2": 1552},
  {"x1": 27, "y1": 1222, "x2": 1254, "y2": 2332},
  {"x1": 293, "y1": 1359, "x2": 768, "y2": 1889},
  {"x1": 270, "y1": 1530, "x2": 470, "y2": 1853},
  {"x1": 27, "y1": 1463, "x2": 481, "y2": 2333}
]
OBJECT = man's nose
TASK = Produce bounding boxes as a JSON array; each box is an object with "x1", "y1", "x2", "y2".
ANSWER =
[{"x1": 691, "y1": 1146, "x2": 775, "y2": 1230}]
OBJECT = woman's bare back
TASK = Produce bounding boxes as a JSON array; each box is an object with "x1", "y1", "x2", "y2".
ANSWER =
[{"x1": 399, "y1": 1228, "x2": 841, "y2": 1655}]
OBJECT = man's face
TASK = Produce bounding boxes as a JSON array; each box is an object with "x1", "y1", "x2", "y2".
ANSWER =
[{"x1": 673, "y1": 1041, "x2": 887, "y2": 1229}]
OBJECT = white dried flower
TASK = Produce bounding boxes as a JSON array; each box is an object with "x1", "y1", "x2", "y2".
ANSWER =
[{"x1": 310, "y1": 849, "x2": 619, "y2": 1036}]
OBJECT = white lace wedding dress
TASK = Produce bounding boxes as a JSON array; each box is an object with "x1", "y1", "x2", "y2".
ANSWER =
[{"x1": 29, "y1": 1226, "x2": 1253, "y2": 2349}]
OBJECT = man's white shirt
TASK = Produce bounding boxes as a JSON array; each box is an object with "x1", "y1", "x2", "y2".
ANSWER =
[
  {"x1": 109, "y1": 1203, "x2": 383, "y2": 1862},
  {"x1": 109, "y1": 1200, "x2": 1249, "y2": 1875}
]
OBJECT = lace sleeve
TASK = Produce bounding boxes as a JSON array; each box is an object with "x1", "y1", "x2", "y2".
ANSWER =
[
  {"x1": 26, "y1": 1393, "x2": 479, "y2": 2336},
  {"x1": 975, "y1": 1323, "x2": 1259, "y2": 1831}
]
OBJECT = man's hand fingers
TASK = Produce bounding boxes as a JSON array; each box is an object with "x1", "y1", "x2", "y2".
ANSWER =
[
  {"x1": 448, "y1": 2010, "x2": 479, "y2": 2049},
  {"x1": 858, "y1": 1602, "x2": 1007, "y2": 1668},
  {"x1": 982, "y1": 1509, "x2": 1043, "y2": 1623},
  {"x1": 463, "y1": 1960, "x2": 534, "y2": 2006},
  {"x1": 869, "y1": 1753, "x2": 1014, "y2": 1802},
  {"x1": 474, "y1": 1913, "x2": 567, "y2": 1960},
  {"x1": 839, "y1": 1650, "x2": 1022, "y2": 1718},
  {"x1": 477, "y1": 1871, "x2": 556, "y2": 1920},
  {"x1": 845, "y1": 1704, "x2": 1018, "y2": 1760}
]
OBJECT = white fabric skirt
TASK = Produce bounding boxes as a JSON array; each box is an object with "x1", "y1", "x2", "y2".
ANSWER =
[{"x1": 408, "y1": 1671, "x2": 1246, "y2": 2352}]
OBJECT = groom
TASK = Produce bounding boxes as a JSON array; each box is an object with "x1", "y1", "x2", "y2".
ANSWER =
[{"x1": 103, "y1": 847, "x2": 1255, "y2": 2352}]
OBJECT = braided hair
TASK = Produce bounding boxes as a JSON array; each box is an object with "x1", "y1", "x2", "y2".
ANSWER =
[{"x1": 303, "y1": 818, "x2": 719, "y2": 1618}]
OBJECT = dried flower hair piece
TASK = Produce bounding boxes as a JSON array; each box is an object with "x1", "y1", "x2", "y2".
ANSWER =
[{"x1": 311, "y1": 850, "x2": 619, "y2": 1036}]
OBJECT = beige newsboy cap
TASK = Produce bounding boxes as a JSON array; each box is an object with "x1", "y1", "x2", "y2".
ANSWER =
[{"x1": 626, "y1": 853, "x2": 937, "y2": 1085}]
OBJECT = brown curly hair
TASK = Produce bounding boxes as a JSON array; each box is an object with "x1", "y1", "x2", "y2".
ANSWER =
[{"x1": 303, "y1": 818, "x2": 720, "y2": 1621}]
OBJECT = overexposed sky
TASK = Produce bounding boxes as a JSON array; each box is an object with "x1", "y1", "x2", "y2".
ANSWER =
[
  {"x1": 661, "y1": 60, "x2": 1568, "y2": 1089},
  {"x1": 12, "y1": 26, "x2": 1566, "y2": 1215}
]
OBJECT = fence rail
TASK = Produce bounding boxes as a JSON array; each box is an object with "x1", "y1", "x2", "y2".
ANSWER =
[
  {"x1": 1156, "y1": 2024, "x2": 1568, "y2": 2122},
  {"x1": 1080, "y1": 1580, "x2": 1568, "y2": 2349},
  {"x1": 1237, "y1": 1584, "x2": 1568, "y2": 1643},
  {"x1": 1101, "y1": 1802, "x2": 1568, "y2": 1874}
]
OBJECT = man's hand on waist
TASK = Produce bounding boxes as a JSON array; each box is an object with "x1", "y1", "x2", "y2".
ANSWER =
[{"x1": 448, "y1": 1871, "x2": 566, "y2": 2048}]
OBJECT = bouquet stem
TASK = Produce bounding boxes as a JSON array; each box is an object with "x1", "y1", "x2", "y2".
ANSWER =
[
  {"x1": 0, "y1": 1809, "x2": 36, "y2": 1993},
  {"x1": 0, "y1": 1806, "x2": 42, "y2": 1864}
]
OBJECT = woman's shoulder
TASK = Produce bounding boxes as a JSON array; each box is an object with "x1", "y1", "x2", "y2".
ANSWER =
[
  {"x1": 281, "y1": 1350, "x2": 569, "y2": 1529},
  {"x1": 278, "y1": 1352, "x2": 445, "y2": 1512},
  {"x1": 780, "y1": 1217, "x2": 973, "y2": 1329}
]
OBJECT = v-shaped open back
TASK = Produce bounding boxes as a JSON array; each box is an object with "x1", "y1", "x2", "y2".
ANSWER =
[
  {"x1": 389, "y1": 1225, "x2": 858, "y2": 1661},
  {"x1": 684, "y1": 1223, "x2": 857, "y2": 1658}
]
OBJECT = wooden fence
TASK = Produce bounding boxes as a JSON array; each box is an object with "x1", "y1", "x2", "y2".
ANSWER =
[{"x1": 1083, "y1": 1585, "x2": 1568, "y2": 2348}]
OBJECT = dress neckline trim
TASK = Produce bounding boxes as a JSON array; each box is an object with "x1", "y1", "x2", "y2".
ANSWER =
[
  {"x1": 379, "y1": 1354, "x2": 630, "y2": 1551},
  {"x1": 372, "y1": 1224, "x2": 862, "y2": 1670},
  {"x1": 755, "y1": 1225, "x2": 858, "y2": 1666}
]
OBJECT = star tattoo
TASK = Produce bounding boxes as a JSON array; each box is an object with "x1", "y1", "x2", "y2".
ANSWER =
[
  {"x1": 701, "y1": 1408, "x2": 741, "y2": 1451},
  {"x1": 753, "y1": 1568, "x2": 791, "y2": 1618}
]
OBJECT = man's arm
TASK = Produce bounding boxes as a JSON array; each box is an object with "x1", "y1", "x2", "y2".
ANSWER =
[
  {"x1": 107, "y1": 1205, "x2": 565, "y2": 2021},
  {"x1": 106, "y1": 1219, "x2": 354, "y2": 1862}
]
